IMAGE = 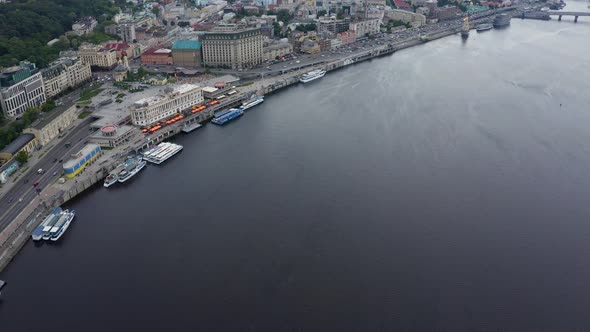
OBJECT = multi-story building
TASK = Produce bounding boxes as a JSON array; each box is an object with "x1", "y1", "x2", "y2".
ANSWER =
[
  {"x1": 72, "y1": 16, "x2": 98, "y2": 36},
  {"x1": 41, "y1": 57, "x2": 91, "y2": 99},
  {"x1": 172, "y1": 40, "x2": 203, "y2": 67},
  {"x1": 263, "y1": 43, "x2": 293, "y2": 61},
  {"x1": 24, "y1": 104, "x2": 78, "y2": 146},
  {"x1": 435, "y1": 5, "x2": 459, "y2": 20},
  {"x1": 129, "y1": 84, "x2": 203, "y2": 126},
  {"x1": 0, "y1": 133, "x2": 37, "y2": 164},
  {"x1": 201, "y1": 27, "x2": 264, "y2": 70},
  {"x1": 318, "y1": 16, "x2": 350, "y2": 35},
  {"x1": 120, "y1": 23, "x2": 136, "y2": 43},
  {"x1": 140, "y1": 46, "x2": 173, "y2": 65},
  {"x1": 349, "y1": 19, "x2": 381, "y2": 38},
  {"x1": 0, "y1": 62, "x2": 46, "y2": 119},
  {"x1": 385, "y1": 9, "x2": 426, "y2": 27},
  {"x1": 78, "y1": 45, "x2": 118, "y2": 70}
]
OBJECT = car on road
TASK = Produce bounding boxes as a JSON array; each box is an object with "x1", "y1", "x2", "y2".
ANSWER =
[
  {"x1": 34, "y1": 182, "x2": 39, "y2": 187},
  {"x1": 37, "y1": 168, "x2": 44, "y2": 174}
]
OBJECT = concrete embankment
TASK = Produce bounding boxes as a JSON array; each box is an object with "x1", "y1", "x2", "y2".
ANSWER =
[{"x1": 0, "y1": 24, "x2": 468, "y2": 273}]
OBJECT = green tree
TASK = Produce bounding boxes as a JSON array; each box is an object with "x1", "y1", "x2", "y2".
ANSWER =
[
  {"x1": 15, "y1": 151, "x2": 29, "y2": 165},
  {"x1": 177, "y1": 21, "x2": 190, "y2": 28},
  {"x1": 317, "y1": 10, "x2": 327, "y2": 18},
  {"x1": 151, "y1": 7, "x2": 160, "y2": 17},
  {"x1": 277, "y1": 9, "x2": 292, "y2": 23},
  {"x1": 336, "y1": 10, "x2": 344, "y2": 19}
]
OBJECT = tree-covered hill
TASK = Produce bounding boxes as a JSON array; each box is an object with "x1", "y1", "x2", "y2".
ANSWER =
[{"x1": 0, "y1": 0, "x2": 124, "y2": 68}]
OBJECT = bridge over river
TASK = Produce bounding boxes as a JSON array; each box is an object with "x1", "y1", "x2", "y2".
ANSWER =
[{"x1": 547, "y1": 11, "x2": 590, "y2": 22}]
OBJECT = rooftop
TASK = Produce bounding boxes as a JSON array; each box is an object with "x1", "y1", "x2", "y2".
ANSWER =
[
  {"x1": 31, "y1": 104, "x2": 78, "y2": 130},
  {"x1": 63, "y1": 144, "x2": 100, "y2": 169},
  {"x1": 142, "y1": 46, "x2": 172, "y2": 56},
  {"x1": 172, "y1": 40, "x2": 202, "y2": 50},
  {"x1": 133, "y1": 84, "x2": 200, "y2": 107},
  {"x1": 0, "y1": 133, "x2": 36, "y2": 155}
]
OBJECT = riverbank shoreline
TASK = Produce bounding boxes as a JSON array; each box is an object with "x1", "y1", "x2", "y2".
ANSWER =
[{"x1": 0, "y1": 10, "x2": 512, "y2": 274}]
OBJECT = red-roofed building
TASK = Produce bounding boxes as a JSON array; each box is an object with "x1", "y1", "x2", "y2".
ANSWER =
[
  {"x1": 103, "y1": 42, "x2": 136, "y2": 59},
  {"x1": 393, "y1": 0, "x2": 413, "y2": 10},
  {"x1": 141, "y1": 46, "x2": 173, "y2": 65}
]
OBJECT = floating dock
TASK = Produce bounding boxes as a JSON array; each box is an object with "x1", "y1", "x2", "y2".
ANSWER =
[{"x1": 182, "y1": 122, "x2": 203, "y2": 133}]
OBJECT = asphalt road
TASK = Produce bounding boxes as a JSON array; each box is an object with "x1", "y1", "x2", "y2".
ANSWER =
[{"x1": 0, "y1": 117, "x2": 96, "y2": 232}]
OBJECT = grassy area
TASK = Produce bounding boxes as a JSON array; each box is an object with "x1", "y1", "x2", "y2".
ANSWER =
[
  {"x1": 77, "y1": 84, "x2": 104, "y2": 103},
  {"x1": 78, "y1": 111, "x2": 93, "y2": 119},
  {"x1": 116, "y1": 93, "x2": 126, "y2": 99},
  {"x1": 239, "y1": 82, "x2": 255, "y2": 87}
]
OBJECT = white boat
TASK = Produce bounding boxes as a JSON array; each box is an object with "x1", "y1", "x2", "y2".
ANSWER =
[
  {"x1": 241, "y1": 96, "x2": 264, "y2": 110},
  {"x1": 31, "y1": 207, "x2": 62, "y2": 241},
  {"x1": 142, "y1": 142, "x2": 183, "y2": 165},
  {"x1": 299, "y1": 70, "x2": 326, "y2": 83},
  {"x1": 103, "y1": 173, "x2": 118, "y2": 187},
  {"x1": 41, "y1": 208, "x2": 64, "y2": 240},
  {"x1": 117, "y1": 156, "x2": 146, "y2": 183},
  {"x1": 49, "y1": 209, "x2": 76, "y2": 242}
]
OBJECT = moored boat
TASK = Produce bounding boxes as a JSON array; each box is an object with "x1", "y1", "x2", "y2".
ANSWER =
[
  {"x1": 142, "y1": 142, "x2": 183, "y2": 165},
  {"x1": 42, "y1": 208, "x2": 64, "y2": 240},
  {"x1": 475, "y1": 23, "x2": 493, "y2": 32},
  {"x1": 299, "y1": 70, "x2": 326, "y2": 83},
  {"x1": 211, "y1": 108, "x2": 244, "y2": 125},
  {"x1": 31, "y1": 207, "x2": 62, "y2": 241},
  {"x1": 49, "y1": 209, "x2": 76, "y2": 242},
  {"x1": 493, "y1": 13, "x2": 511, "y2": 28},
  {"x1": 117, "y1": 156, "x2": 146, "y2": 183},
  {"x1": 241, "y1": 96, "x2": 264, "y2": 110}
]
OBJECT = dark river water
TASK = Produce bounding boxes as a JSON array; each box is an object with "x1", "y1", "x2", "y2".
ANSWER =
[{"x1": 2, "y1": 5, "x2": 590, "y2": 331}]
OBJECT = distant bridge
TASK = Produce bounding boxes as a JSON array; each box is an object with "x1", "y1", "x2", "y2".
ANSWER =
[{"x1": 547, "y1": 11, "x2": 590, "y2": 22}]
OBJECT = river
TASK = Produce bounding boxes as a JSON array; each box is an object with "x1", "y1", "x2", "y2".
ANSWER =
[{"x1": 1, "y1": 4, "x2": 590, "y2": 331}]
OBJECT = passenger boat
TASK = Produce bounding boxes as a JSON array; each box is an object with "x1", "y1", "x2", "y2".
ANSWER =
[
  {"x1": 49, "y1": 209, "x2": 76, "y2": 242},
  {"x1": 211, "y1": 108, "x2": 244, "y2": 125},
  {"x1": 475, "y1": 23, "x2": 493, "y2": 32},
  {"x1": 299, "y1": 70, "x2": 326, "y2": 83},
  {"x1": 142, "y1": 142, "x2": 183, "y2": 165},
  {"x1": 31, "y1": 207, "x2": 62, "y2": 241},
  {"x1": 0, "y1": 280, "x2": 6, "y2": 296},
  {"x1": 41, "y1": 208, "x2": 64, "y2": 240},
  {"x1": 241, "y1": 96, "x2": 264, "y2": 110},
  {"x1": 117, "y1": 156, "x2": 146, "y2": 183}
]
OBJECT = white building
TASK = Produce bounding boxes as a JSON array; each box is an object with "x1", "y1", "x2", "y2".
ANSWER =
[
  {"x1": 78, "y1": 45, "x2": 118, "y2": 69},
  {"x1": 385, "y1": 9, "x2": 426, "y2": 27},
  {"x1": 72, "y1": 17, "x2": 98, "y2": 36},
  {"x1": 120, "y1": 23, "x2": 136, "y2": 43},
  {"x1": 129, "y1": 84, "x2": 203, "y2": 126},
  {"x1": 41, "y1": 57, "x2": 91, "y2": 99},
  {"x1": 0, "y1": 62, "x2": 46, "y2": 118},
  {"x1": 349, "y1": 19, "x2": 381, "y2": 38}
]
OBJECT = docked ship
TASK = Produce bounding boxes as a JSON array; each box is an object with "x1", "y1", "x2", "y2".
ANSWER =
[
  {"x1": 117, "y1": 156, "x2": 147, "y2": 183},
  {"x1": 103, "y1": 172, "x2": 119, "y2": 188},
  {"x1": 211, "y1": 108, "x2": 244, "y2": 125},
  {"x1": 42, "y1": 208, "x2": 64, "y2": 240},
  {"x1": 142, "y1": 142, "x2": 183, "y2": 165},
  {"x1": 49, "y1": 209, "x2": 76, "y2": 242},
  {"x1": 0, "y1": 279, "x2": 5, "y2": 297},
  {"x1": 241, "y1": 96, "x2": 264, "y2": 111},
  {"x1": 475, "y1": 23, "x2": 493, "y2": 32},
  {"x1": 31, "y1": 207, "x2": 62, "y2": 241},
  {"x1": 493, "y1": 13, "x2": 511, "y2": 28},
  {"x1": 299, "y1": 70, "x2": 326, "y2": 83}
]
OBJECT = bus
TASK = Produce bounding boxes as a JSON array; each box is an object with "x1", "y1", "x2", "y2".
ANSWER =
[
  {"x1": 227, "y1": 90, "x2": 238, "y2": 96},
  {"x1": 216, "y1": 95, "x2": 226, "y2": 100}
]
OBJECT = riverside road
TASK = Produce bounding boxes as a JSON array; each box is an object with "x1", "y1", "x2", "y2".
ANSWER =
[{"x1": 0, "y1": 118, "x2": 94, "y2": 231}]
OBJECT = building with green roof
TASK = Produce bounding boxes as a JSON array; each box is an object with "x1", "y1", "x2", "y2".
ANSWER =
[{"x1": 172, "y1": 40, "x2": 202, "y2": 67}]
